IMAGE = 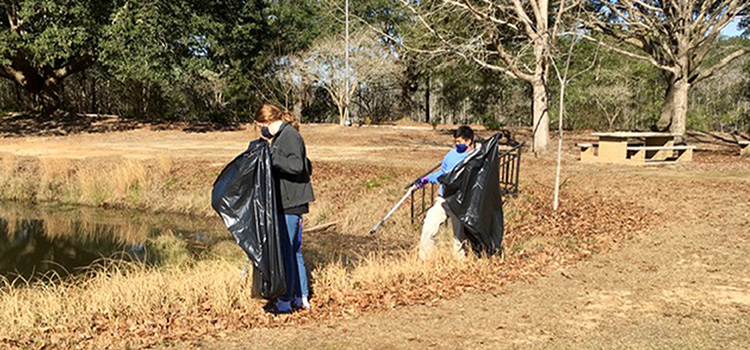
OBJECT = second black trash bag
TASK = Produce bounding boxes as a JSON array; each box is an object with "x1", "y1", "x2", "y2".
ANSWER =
[
  {"x1": 438, "y1": 133, "x2": 504, "y2": 257},
  {"x1": 211, "y1": 140, "x2": 286, "y2": 300}
]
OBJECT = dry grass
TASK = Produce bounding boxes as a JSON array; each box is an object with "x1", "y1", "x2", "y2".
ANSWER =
[
  {"x1": 0, "y1": 153, "x2": 14, "y2": 176},
  {"x1": 0, "y1": 172, "x2": 654, "y2": 349},
  {"x1": 0, "y1": 245, "x2": 502, "y2": 349},
  {"x1": 0, "y1": 259, "x2": 259, "y2": 346},
  {"x1": 39, "y1": 157, "x2": 71, "y2": 182},
  {"x1": 0, "y1": 127, "x2": 661, "y2": 349},
  {"x1": 0, "y1": 155, "x2": 217, "y2": 216}
]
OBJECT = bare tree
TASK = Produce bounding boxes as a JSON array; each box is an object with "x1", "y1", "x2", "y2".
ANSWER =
[
  {"x1": 291, "y1": 31, "x2": 398, "y2": 125},
  {"x1": 689, "y1": 55, "x2": 750, "y2": 132},
  {"x1": 588, "y1": 68, "x2": 635, "y2": 130},
  {"x1": 550, "y1": 36, "x2": 596, "y2": 210},
  {"x1": 585, "y1": 0, "x2": 749, "y2": 137},
  {"x1": 389, "y1": 0, "x2": 581, "y2": 153},
  {"x1": 198, "y1": 70, "x2": 230, "y2": 112}
]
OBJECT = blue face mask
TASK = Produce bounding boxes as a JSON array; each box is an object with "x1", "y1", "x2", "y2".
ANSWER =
[
  {"x1": 456, "y1": 143, "x2": 469, "y2": 153},
  {"x1": 261, "y1": 126, "x2": 274, "y2": 139}
]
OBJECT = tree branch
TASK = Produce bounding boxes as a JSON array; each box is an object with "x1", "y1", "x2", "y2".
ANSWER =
[
  {"x1": 452, "y1": 0, "x2": 519, "y2": 31},
  {"x1": 692, "y1": 0, "x2": 749, "y2": 64},
  {"x1": 587, "y1": 22, "x2": 646, "y2": 50},
  {"x1": 53, "y1": 54, "x2": 96, "y2": 80},
  {"x1": 691, "y1": 47, "x2": 749, "y2": 84},
  {"x1": 551, "y1": 0, "x2": 566, "y2": 40},
  {"x1": 527, "y1": 0, "x2": 544, "y2": 32},
  {"x1": 511, "y1": 0, "x2": 539, "y2": 38},
  {"x1": 3, "y1": 0, "x2": 24, "y2": 33},
  {"x1": 0, "y1": 65, "x2": 21, "y2": 83},
  {"x1": 576, "y1": 33, "x2": 678, "y2": 73}
]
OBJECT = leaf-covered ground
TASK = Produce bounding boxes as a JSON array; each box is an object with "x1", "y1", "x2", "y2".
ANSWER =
[{"x1": 1, "y1": 125, "x2": 748, "y2": 349}]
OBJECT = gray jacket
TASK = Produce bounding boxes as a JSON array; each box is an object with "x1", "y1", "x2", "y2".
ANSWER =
[{"x1": 271, "y1": 122, "x2": 314, "y2": 210}]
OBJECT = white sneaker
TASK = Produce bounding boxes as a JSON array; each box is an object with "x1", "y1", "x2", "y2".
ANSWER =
[
  {"x1": 274, "y1": 299, "x2": 293, "y2": 313},
  {"x1": 293, "y1": 296, "x2": 311, "y2": 310}
]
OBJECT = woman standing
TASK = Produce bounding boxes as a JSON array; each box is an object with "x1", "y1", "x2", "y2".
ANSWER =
[{"x1": 255, "y1": 104, "x2": 314, "y2": 313}]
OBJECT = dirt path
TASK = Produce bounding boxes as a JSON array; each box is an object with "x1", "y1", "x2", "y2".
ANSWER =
[{"x1": 170, "y1": 162, "x2": 750, "y2": 350}]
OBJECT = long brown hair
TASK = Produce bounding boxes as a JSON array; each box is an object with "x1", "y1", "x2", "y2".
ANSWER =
[{"x1": 254, "y1": 104, "x2": 298, "y2": 129}]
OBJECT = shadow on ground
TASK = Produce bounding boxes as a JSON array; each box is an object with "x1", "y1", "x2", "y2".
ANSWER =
[{"x1": 0, "y1": 112, "x2": 243, "y2": 137}]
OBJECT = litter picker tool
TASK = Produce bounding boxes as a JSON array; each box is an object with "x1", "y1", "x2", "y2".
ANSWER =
[
  {"x1": 370, "y1": 163, "x2": 441, "y2": 234},
  {"x1": 370, "y1": 185, "x2": 416, "y2": 234}
]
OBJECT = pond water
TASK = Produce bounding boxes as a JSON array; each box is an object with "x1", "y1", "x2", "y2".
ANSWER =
[{"x1": 0, "y1": 202, "x2": 232, "y2": 281}]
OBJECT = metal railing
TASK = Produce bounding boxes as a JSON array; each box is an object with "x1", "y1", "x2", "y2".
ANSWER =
[
  {"x1": 408, "y1": 136, "x2": 523, "y2": 224},
  {"x1": 498, "y1": 142, "x2": 523, "y2": 200},
  {"x1": 410, "y1": 182, "x2": 439, "y2": 224}
]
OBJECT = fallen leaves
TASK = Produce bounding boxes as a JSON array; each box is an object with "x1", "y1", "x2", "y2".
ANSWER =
[{"x1": 1, "y1": 165, "x2": 661, "y2": 350}]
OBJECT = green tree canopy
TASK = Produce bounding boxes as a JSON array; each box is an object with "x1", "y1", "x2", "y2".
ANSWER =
[
  {"x1": 0, "y1": 0, "x2": 114, "y2": 110},
  {"x1": 0, "y1": 0, "x2": 323, "y2": 117}
]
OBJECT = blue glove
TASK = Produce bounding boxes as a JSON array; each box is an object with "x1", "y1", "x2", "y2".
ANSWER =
[{"x1": 415, "y1": 176, "x2": 429, "y2": 189}]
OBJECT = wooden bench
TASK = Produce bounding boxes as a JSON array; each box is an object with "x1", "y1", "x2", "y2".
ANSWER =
[
  {"x1": 577, "y1": 143, "x2": 597, "y2": 163},
  {"x1": 740, "y1": 141, "x2": 750, "y2": 157},
  {"x1": 627, "y1": 145, "x2": 696, "y2": 164},
  {"x1": 582, "y1": 132, "x2": 695, "y2": 165},
  {"x1": 578, "y1": 142, "x2": 645, "y2": 163}
]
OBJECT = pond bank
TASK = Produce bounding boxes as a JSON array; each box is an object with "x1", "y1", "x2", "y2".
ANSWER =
[{"x1": 0, "y1": 201, "x2": 231, "y2": 282}]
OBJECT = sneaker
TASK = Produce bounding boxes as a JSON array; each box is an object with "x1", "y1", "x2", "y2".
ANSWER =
[
  {"x1": 274, "y1": 299, "x2": 293, "y2": 313},
  {"x1": 293, "y1": 296, "x2": 311, "y2": 310}
]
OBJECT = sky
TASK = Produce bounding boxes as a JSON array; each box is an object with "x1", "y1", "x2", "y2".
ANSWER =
[{"x1": 722, "y1": 18, "x2": 746, "y2": 37}]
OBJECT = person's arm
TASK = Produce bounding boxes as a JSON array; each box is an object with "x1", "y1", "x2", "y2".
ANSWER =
[
  {"x1": 272, "y1": 132, "x2": 305, "y2": 176},
  {"x1": 424, "y1": 155, "x2": 449, "y2": 184}
]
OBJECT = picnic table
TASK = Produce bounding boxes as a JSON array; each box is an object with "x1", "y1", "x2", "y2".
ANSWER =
[
  {"x1": 739, "y1": 140, "x2": 749, "y2": 156},
  {"x1": 578, "y1": 132, "x2": 695, "y2": 165}
]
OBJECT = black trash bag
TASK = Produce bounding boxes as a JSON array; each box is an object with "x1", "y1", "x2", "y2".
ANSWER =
[
  {"x1": 438, "y1": 133, "x2": 504, "y2": 257},
  {"x1": 211, "y1": 140, "x2": 286, "y2": 300}
]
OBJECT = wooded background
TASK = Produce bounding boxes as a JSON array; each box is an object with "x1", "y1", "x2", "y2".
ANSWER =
[{"x1": 1, "y1": 0, "x2": 748, "y2": 151}]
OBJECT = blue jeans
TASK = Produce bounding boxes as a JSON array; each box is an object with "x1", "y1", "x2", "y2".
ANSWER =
[{"x1": 280, "y1": 214, "x2": 309, "y2": 301}]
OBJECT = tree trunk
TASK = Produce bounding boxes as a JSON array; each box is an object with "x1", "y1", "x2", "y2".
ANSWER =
[
  {"x1": 401, "y1": 62, "x2": 419, "y2": 119},
  {"x1": 530, "y1": 29, "x2": 550, "y2": 154},
  {"x1": 336, "y1": 99, "x2": 345, "y2": 125},
  {"x1": 81, "y1": 70, "x2": 88, "y2": 113},
  {"x1": 553, "y1": 76, "x2": 565, "y2": 211},
  {"x1": 293, "y1": 85, "x2": 305, "y2": 117},
  {"x1": 91, "y1": 74, "x2": 98, "y2": 113},
  {"x1": 425, "y1": 75, "x2": 431, "y2": 124},
  {"x1": 13, "y1": 84, "x2": 22, "y2": 110},
  {"x1": 31, "y1": 85, "x2": 61, "y2": 117},
  {"x1": 338, "y1": 90, "x2": 348, "y2": 126},
  {"x1": 531, "y1": 78, "x2": 550, "y2": 153},
  {"x1": 141, "y1": 84, "x2": 148, "y2": 118},
  {"x1": 14, "y1": 77, "x2": 62, "y2": 114},
  {"x1": 13, "y1": 79, "x2": 62, "y2": 113},
  {"x1": 672, "y1": 77, "x2": 689, "y2": 136},
  {"x1": 1, "y1": 54, "x2": 94, "y2": 115},
  {"x1": 657, "y1": 71, "x2": 689, "y2": 136}
]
